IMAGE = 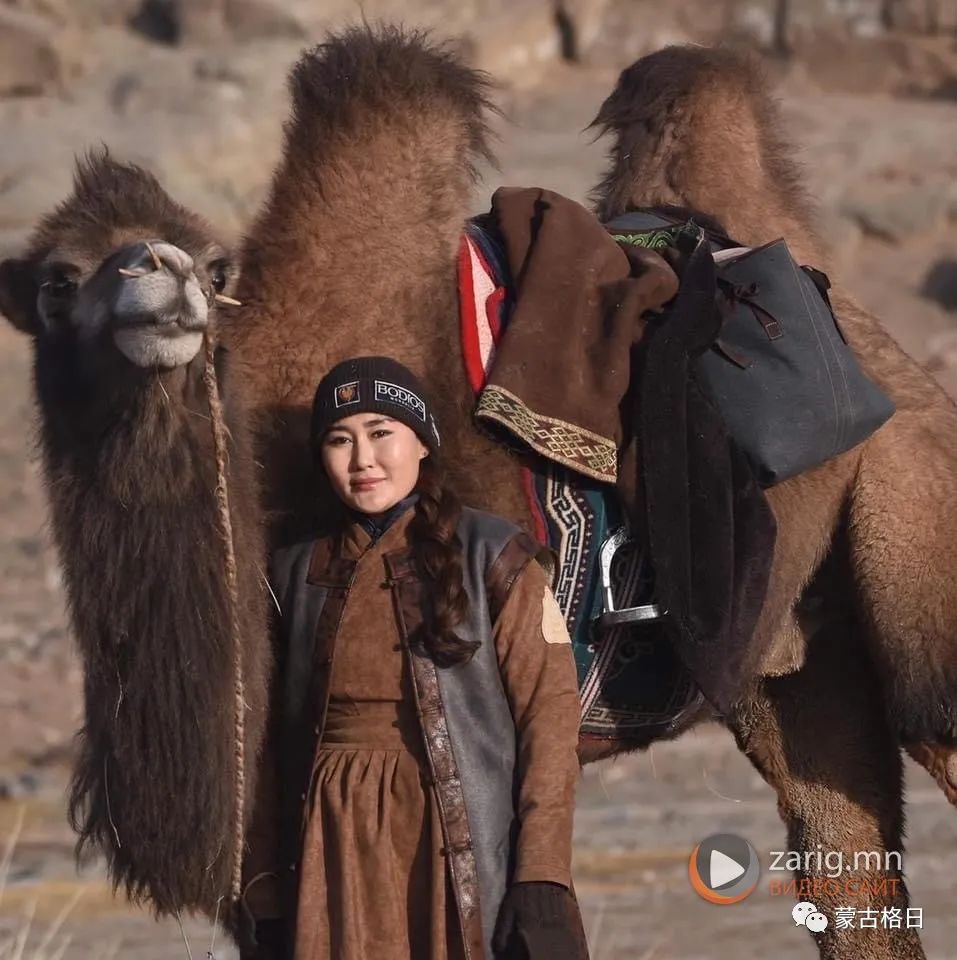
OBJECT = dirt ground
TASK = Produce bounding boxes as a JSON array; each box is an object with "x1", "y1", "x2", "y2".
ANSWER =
[
  {"x1": 3, "y1": 725, "x2": 954, "y2": 960},
  {"x1": 2, "y1": 8, "x2": 957, "y2": 960}
]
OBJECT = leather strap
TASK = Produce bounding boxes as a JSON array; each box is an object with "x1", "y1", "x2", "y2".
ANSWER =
[{"x1": 486, "y1": 531, "x2": 542, "y2": 625}]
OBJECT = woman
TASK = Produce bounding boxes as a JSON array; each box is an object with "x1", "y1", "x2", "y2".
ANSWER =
[{"x1": 240, "y1": 356, "x2": 587, "y2": 960}]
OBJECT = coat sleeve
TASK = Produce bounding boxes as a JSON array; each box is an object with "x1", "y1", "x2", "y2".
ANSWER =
[{"x1": 492, "y1": 558, "x2": 581, "y2": 888}]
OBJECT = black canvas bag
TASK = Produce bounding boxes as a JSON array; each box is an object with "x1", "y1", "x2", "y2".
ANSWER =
[{"x1": 606, "y1": 211, "x2": 895, "y2": 486}]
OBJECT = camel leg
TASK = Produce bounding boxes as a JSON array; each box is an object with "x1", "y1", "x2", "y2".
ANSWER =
[{"x1": 727, "y1": 610, "x2": 925, "y2": 960}]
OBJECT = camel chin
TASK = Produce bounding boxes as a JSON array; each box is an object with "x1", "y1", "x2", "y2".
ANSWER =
[{"x1": 113, "y1": 326, "x2": 204, "y2": 368}]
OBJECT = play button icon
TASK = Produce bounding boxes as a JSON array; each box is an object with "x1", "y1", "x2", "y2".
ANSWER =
[
  {"x1": 688, "y1": 833, "x2": 760, "y2": 904},
  {"x1": 710, "y1": 849, "x2": 746, "y2": 888}
]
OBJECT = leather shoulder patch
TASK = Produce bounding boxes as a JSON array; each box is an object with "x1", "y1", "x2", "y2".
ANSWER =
[{"x1": 541, "y1": 587, "x2": 571, "y2": 644}]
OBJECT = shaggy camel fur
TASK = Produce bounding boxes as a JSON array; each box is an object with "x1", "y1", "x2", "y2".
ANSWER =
[
  {"x1": 591, "y1": 45, "x2": 957, "y2": 959},
  {"x1": 0, "y1": 157, "x2": 271, "y2": 916},
  {"x1": 3, "y1": 27, "x2": 957, "y2": 960}
]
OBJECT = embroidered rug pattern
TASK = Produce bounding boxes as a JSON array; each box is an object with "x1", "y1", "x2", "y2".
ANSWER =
[{"x1": 475, "y1": 385, "x2": 618, "y2": 483}]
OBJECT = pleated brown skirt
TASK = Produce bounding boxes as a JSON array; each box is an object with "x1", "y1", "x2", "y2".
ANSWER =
[{"x1": 293, "y1": 702, "x2": 465, "y2": 960}]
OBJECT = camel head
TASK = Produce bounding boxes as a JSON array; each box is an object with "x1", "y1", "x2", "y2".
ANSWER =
[{"x1": 0, "y1": 152, "x2": 236, "y2": 371}]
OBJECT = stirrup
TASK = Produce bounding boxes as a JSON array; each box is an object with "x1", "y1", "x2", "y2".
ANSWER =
[{"x1": 596, "y1": 526, "x2": 665, "y2": 628}]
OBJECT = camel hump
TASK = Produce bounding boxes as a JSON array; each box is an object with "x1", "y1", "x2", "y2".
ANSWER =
[
  {"x1": 589, "y1": 44, "x2": 822, "y2": 260},
  {"x1": 232, "y1": 26, "x2": 496, "y2": 382},
  {"x1": 594, "y1": 44, "x2": 766, "y2": 128},
  {"x1": 286, "y1": 24, "x2": 496, "y2": 179}
]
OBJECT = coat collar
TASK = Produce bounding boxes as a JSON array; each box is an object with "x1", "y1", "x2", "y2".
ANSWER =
[
  {"x1": 306, "y1": 500, "x2": 417, "y2": 588},
  {"x1": 350, "y1": 493, "x2": 419, "y2": 544}
]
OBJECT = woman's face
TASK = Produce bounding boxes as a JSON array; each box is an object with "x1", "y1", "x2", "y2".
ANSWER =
[{"x1": 320, "y1": 414, "x2": 428, "y2": 514}]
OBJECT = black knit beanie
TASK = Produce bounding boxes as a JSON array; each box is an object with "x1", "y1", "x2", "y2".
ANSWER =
[{"x1": 311, "y1": 356, "x2": 441, "y2": 456}]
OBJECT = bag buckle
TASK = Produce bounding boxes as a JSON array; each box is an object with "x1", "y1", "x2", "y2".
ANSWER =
[{"x1": 596, "y1": 526, "x2": 665, "y2": 628}]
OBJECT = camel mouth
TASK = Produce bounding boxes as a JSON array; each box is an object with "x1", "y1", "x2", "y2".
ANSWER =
[
  {"x1": 112, "y1": 283, "x2": 209, "y2": 335},
  {"x1": 112, "y1": 321, "x2": 206, "y2": 369},
  {"x1": 106, "y1": 244, "x2": 210, "y2": 370},
  {"x1": 113, "y1": 315, "x2": 208, "y2": 336}
]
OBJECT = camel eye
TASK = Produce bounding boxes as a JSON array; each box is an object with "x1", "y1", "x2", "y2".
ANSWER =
[
  {"x1": 40, "y1": 271, "x2": 77, "y2": 299},
  {"x1": 208, "y1": 260, "x2": 229, "y2": 294}
]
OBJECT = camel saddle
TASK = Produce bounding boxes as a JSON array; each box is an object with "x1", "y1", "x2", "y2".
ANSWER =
[{"x1": 458, "y1": 186, "x2": 777, "y2": 739}]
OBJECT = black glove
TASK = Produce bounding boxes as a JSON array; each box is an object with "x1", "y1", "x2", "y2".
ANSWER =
[
  {"x1": 492, "y1": 881, "x2": 587, "y2": 959},
  {"x1": 239, "y1": 918, "x2": 287, "y2": 960}
]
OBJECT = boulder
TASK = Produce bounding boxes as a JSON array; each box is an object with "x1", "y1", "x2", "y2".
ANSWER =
[
  {"x1": 129, "y1": 0, "x2": 305, "y2": 46},
  {"x1": 462, "y1": 1, "x2": 564, "y2": 81},
  {"x1": 0, "y1": 7, "x2": 63, "y2": 97},
  {"x1": 220, "y1": 0, "x2": 306, "y2": 42},
  {"x1": 553, "y1": 0, "x2": 614, "y2": 62},
  {"x1": 922, "y1": 260, "x2": 957, "y2": 313},
  {"x1": 840, "y1": 183, "x2": 948, "y2": 242},
  {"x1": 0, "y1": 0, "x2": 140, "y2": 28}
]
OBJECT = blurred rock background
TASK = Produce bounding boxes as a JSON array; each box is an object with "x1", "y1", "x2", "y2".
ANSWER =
[{"x1": 1, "y1": 1, "x2": 956, "y2": 957}]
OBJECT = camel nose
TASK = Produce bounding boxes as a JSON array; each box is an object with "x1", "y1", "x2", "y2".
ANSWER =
[
  {"x1": 127, "y1": 241, "x2": 195, "y2": 280},
  {"x1": 113, "y1": 239, "x2": 208, "y2": 334}
]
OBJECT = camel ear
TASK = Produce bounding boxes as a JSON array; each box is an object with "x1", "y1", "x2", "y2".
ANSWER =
[{"x1": 0, "y1": 258, "x2": 41, "y2": 335}]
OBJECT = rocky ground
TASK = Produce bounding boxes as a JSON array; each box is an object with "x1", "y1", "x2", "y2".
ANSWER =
[{"x1": 2, "y1": 2, "x2": 957, "y2": 958}]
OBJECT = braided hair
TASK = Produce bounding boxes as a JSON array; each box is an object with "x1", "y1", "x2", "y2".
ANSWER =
[{"x1": 409, "y1": 457, "x2": 477, "y2": 667}]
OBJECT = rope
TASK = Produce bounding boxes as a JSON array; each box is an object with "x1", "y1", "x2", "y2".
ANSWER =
[{"x1": 202, "y1": 334, "x2": 246, "y2": 908}]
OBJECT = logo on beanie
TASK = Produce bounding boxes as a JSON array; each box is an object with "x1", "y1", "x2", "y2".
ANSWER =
[
  {"x1": 334, "y1": 381, "x2": 360, "y2": 408},
  {"x1": 375, "y1": 380, "x2": 426, "y2": 422}
]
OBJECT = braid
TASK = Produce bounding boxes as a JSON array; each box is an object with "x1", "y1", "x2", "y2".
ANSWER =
[{"x1": 409, "y1": 458, "x2": 477, "y2": 667}]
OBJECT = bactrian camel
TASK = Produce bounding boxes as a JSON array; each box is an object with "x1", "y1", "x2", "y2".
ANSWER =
[{"x1": 2, "y1": 27, "x2": 956, "y2": 960}]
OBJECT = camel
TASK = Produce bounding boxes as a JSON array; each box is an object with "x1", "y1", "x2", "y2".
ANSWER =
[
  {"x1": 0, "y1": 159, "x2": 273, "y2": 916},
  {"x1": 2, "y1": 26, "x2": 957, "y2": 960},
  {"x1": 589, "y1": 45, "x2": 957, "y2": 959}
]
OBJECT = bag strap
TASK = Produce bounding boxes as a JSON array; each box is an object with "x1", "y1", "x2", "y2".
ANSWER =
[{"x1": 716, "y1": 279, "x2": 784, "y2": 342}]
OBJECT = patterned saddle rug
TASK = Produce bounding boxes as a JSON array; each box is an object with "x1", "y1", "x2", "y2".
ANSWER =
[{"x1": 458, "y1": 223, "x2": 704, "y2": 745}]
